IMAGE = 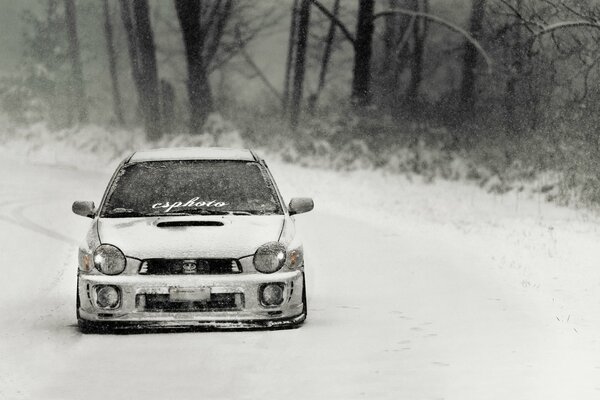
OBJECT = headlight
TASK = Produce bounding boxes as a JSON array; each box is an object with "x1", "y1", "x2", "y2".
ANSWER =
[
  {"x1": 93, "y1": 244, "x2": 126, "y2": 275},
  {"x1": 253, "y1": 242, "x2": 286, "y2": 274}
]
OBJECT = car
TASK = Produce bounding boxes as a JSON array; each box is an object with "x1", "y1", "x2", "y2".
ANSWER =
[{"x1": 72, "y1": 147, "x2": 313, "y2": 332}]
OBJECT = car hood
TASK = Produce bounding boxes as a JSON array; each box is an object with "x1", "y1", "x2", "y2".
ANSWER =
[{"x1": 97, "y1": 215, "x2": 285, "y2": 259}]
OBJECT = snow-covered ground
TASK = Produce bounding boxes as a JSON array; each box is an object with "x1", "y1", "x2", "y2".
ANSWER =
[{"x1": 0, "y1": 131, "x2": 599, "y2": 399}]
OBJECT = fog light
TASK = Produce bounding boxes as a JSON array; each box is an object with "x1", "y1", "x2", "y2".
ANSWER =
[
  {"x1": 261, "y1": 283, "x2": 284, "y2": 306},
  {"x1": 95, "y1": 285, "x2": 120, "y2": 309}
]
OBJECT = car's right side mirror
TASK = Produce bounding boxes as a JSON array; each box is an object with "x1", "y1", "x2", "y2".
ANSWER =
[
  {"x1": 288, "y1": 197, "x2": 314, "y2": 216},
  {"x1": 72, "y1": 201, "x2": 96, "y2": 218}
]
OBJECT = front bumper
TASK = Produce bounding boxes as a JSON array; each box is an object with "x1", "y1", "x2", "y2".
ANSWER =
[{"x1": 78, "y1": 270, "x2": 305, "y2": 327}]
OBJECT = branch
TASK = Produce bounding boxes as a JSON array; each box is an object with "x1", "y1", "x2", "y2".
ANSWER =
[
  {"x1": 200, "y1": 0, "x2": 222, "y2": 38},
  {"x1": 234, "y1": 28, "x2": 282, "y2": 101},
  {"x1": 374, "y1": 9, "x2": 493, "y2": 73},
  {"x1": 204, "y1": 0, "x2": 233, "y2": 65},
  {"x1": 395, "y1": 15, "x2": 415, "y2": 59},
  {"x1": 309, "y1": 0, "x2": 355, "y2": 46},
  {"x1": 534, "y1": 20, "x2": 600, "y2": 40},
  {"x1": 498, "y1": 0, "x2": 543, "y2": 33}
]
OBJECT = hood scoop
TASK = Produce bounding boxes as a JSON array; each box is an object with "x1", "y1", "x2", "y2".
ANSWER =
[{"x1": 156, "y1": 220, "x2": 224, "y2": 228}]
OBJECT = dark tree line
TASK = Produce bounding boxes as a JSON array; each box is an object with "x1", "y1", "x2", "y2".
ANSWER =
[
  {"x1": 281, "y1": 0, "x2": 493, "y2": 129},
  {"x1": 57, "y1": 0, "x2": 496, "y2": 139},
  {"x1": 7, "y1": 0, "x2": 600, "y2": 142}
]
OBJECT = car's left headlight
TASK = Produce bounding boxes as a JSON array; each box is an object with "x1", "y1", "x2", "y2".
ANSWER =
[
  {"x1": 93, "y1": 244, "x2": 127, "y2": 275},
  {"x1": 253, "y1": 242, "x2": 286, "y2": 274}
]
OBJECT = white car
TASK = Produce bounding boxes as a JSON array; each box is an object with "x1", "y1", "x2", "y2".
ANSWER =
[{"x1": 72, "y1": 147, "x2": 313, "y2": 332}]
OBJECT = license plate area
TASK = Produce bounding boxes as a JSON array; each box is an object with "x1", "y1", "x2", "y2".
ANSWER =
[{"x1": 169, "y1": 287, "x2": 211, "y2": 302}]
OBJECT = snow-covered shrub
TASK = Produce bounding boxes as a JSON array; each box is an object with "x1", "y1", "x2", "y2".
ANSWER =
[{"x1": 332, "y1": 139, "x2": 376, "y2": 170}]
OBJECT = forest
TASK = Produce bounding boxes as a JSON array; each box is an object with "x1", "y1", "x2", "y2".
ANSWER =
[{"x1": 2, "y1": 0, "x2": 600, "y2": 207}]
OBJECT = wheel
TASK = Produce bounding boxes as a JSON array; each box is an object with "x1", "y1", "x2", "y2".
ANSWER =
[
  {"x1": 288, "y1": 272, "x2": 307, "y2": 328},
  {"x1": 301, "y1": 272, "x2": 307, "y2": 318},
  {"x1": 77, "y1": 318, "x2": 102, "y2": 334}
]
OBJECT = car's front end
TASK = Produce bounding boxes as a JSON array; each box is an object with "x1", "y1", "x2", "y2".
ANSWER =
[
  {"x1": 73, "y1": 148, "x2": 313, "y2": 331},
  {"x1": 77, "y1": 215, "x2": 307, "y2": 329}
]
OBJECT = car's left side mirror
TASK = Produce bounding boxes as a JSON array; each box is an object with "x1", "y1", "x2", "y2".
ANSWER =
[
  {"x1": 288, "y1": 197, "x2": 314, "y2": 216},
  {"x1": 72, "y1": 201, "x2": 96, "y2": 218}
]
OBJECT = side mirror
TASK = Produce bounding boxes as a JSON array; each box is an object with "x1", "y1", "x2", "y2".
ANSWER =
[
  {"x1": 288, "y1": 197, "x2": 314, "y2": 216},
  {"x1": 72, "y1": 201, "x2": 96, "y2": 218}
]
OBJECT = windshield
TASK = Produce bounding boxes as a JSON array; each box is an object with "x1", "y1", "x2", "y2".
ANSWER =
[{"x1": 100, "y1": 160, "x2": 283, "y2": 217}]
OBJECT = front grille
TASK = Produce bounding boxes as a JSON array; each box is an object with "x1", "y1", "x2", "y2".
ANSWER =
[
  {"x1": 139, "y1": 259, "x2": 241, "y2": 275},
  {"x1": 138, "y1": 293, "x2": 244, "y2": 312}
]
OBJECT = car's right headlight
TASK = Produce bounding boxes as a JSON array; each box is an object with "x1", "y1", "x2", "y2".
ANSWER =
[
  {"x1": 93, "y1": 244, "x2": 127, "y2": 275},
  {"x1": 253, "y1": 242, "x2": 286, "y2": 274}
]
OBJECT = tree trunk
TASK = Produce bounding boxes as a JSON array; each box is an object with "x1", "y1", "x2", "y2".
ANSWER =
[
  {"x1": 64, "y1": 0, "x2": 88, "y2": 124},
  {"x1": 103, "y1": 0, "x2": 124, "y2": 125},
  {"x1": 351, "y1": 0, "x2": 375, "y2": 108},
  {"x1": 380, "y1": 0, "x2": 411, "y2": 112},
  {"x1": 381, "y1": 0, "x2": 399, "y2": 73},
  {"x1": 459, "y1": 0, "x2": 486, "y2": 112},
  {"x1": 290, "y1": 0, "x2": 310, "y2": 129},
  {"x1": 282, "y1": 0, "x2": 299, "y2": 114},
  {"x1": 406, "y1": 0, "x2": 428, "y2": 105},
  {"x1": 132, "y1": 0, "x2": 161, "y2": 139},
  {"x1": 203, "y1": 0, "x2": 233, "y2": 68},
  {"x1": 119, "y1": 0, "x2": 142, "y2": 92},
  {"x1": 308, "y1": 0, "x2": 340, "y2": 114},
  {"x1": 175, "y1": 0, "x2": 213, "y2": 133},
  {"x1": 505, "y1": 0, "x2": 523, "y2": 136},
  {"x1": 160, "y1": 79, "x2": 175, "y2": 133}
]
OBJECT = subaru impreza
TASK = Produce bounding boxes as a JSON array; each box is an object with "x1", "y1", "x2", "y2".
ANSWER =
[{"x1": 72, "y1": 147, "x2": 313, "y2": 332}]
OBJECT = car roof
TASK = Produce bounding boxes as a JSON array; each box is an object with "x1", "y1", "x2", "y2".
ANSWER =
[{"x1": 128, "y1": 147, "x2": 257, "y2": 163}]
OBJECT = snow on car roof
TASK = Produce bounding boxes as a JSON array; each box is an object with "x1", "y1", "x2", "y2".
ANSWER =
[{"x1": 129, "y1": 147, "x2": 256, "y2": 162}]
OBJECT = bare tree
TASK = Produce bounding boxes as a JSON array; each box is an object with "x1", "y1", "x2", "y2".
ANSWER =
[
  {"x1": 351, "y1": 0, "x2": 375, "y2": 107},
  {"x1": 290, "y1": 0, "x2": 311, "y2": 129},
  {"x1": 119, "y1": 0, "x2": 161, "y2": 138},
  {"x1": 132, "y1": 0, "x2": 161, "y2": 139},
  {"x1": 173, "y1": 0, "x2": 235, "y2": 132},
  {"x1": 491, "y1": 0, "x2": 600, "y2": 133},
  {"x1": 406, "y1": 0, "x2": 429, "y2": 105},
  {"x1": 308, "y1": 0, "x2": 340, "y2": 113},
  {"x1": 309, "y1": 0, "x2": 492, "y2": 110},
  {"x1": 119, "y1": 0, "x2": 142, "y2": 95},
  {"x1": 174, "y1": 0, "x2": 211, "y2": 133},
  {"x1": 381, "y1": 0, "x2": 400, "y2": 73},
  {"x1": 103, "y1": 0, "x2": 124, "y2": 125},
  {"x1": 460, "y1": 0, "x2": 486, "y2": 112},
  {"x1": 64, "y1": 0, "x2": 87, "y2": 124},
  {"x1": 283, "y1": 0, "x2": 300, "y2": 113},
  {"x1": 375, "y1": 0, "x2": 413, "y2": 112}
]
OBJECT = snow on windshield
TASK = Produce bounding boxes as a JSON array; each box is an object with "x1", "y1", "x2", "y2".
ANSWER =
[{"x1": 101, "y1": 160, "x2": 282, "y2": 217}]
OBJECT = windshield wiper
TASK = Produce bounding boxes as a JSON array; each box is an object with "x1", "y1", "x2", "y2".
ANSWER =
[
  {"x1": 104, "y1": 208, "x2": 147, "y2": 218},
  {"x1": 229, "y1": 210, "x2": 274, "y2": 215}
]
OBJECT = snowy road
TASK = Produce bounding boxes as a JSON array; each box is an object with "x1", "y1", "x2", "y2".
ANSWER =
[{"x1": 0, "y1": 155, "x2": 599, "y2": 399}]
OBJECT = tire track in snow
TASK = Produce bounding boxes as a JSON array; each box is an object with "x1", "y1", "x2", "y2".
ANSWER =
[{"x1": 0, "y1": 197, "x2": 78, "y2": 245}]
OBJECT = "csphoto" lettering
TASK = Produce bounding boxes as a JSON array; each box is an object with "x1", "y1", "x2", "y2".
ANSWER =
[{"x1": 152, "y1": 197, "x2": 228, "y2": 212}]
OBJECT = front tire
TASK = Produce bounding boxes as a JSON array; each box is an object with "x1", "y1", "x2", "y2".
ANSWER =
[
  {"x1": 288, "y1": 272, "x2": 308, "y2": 328},
  {"x1": 77, "y1": 318, "x2": 102, "y2": 334},
  {"x1": 77, "y1": 280, "x2": 103, "y2": 334}
]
